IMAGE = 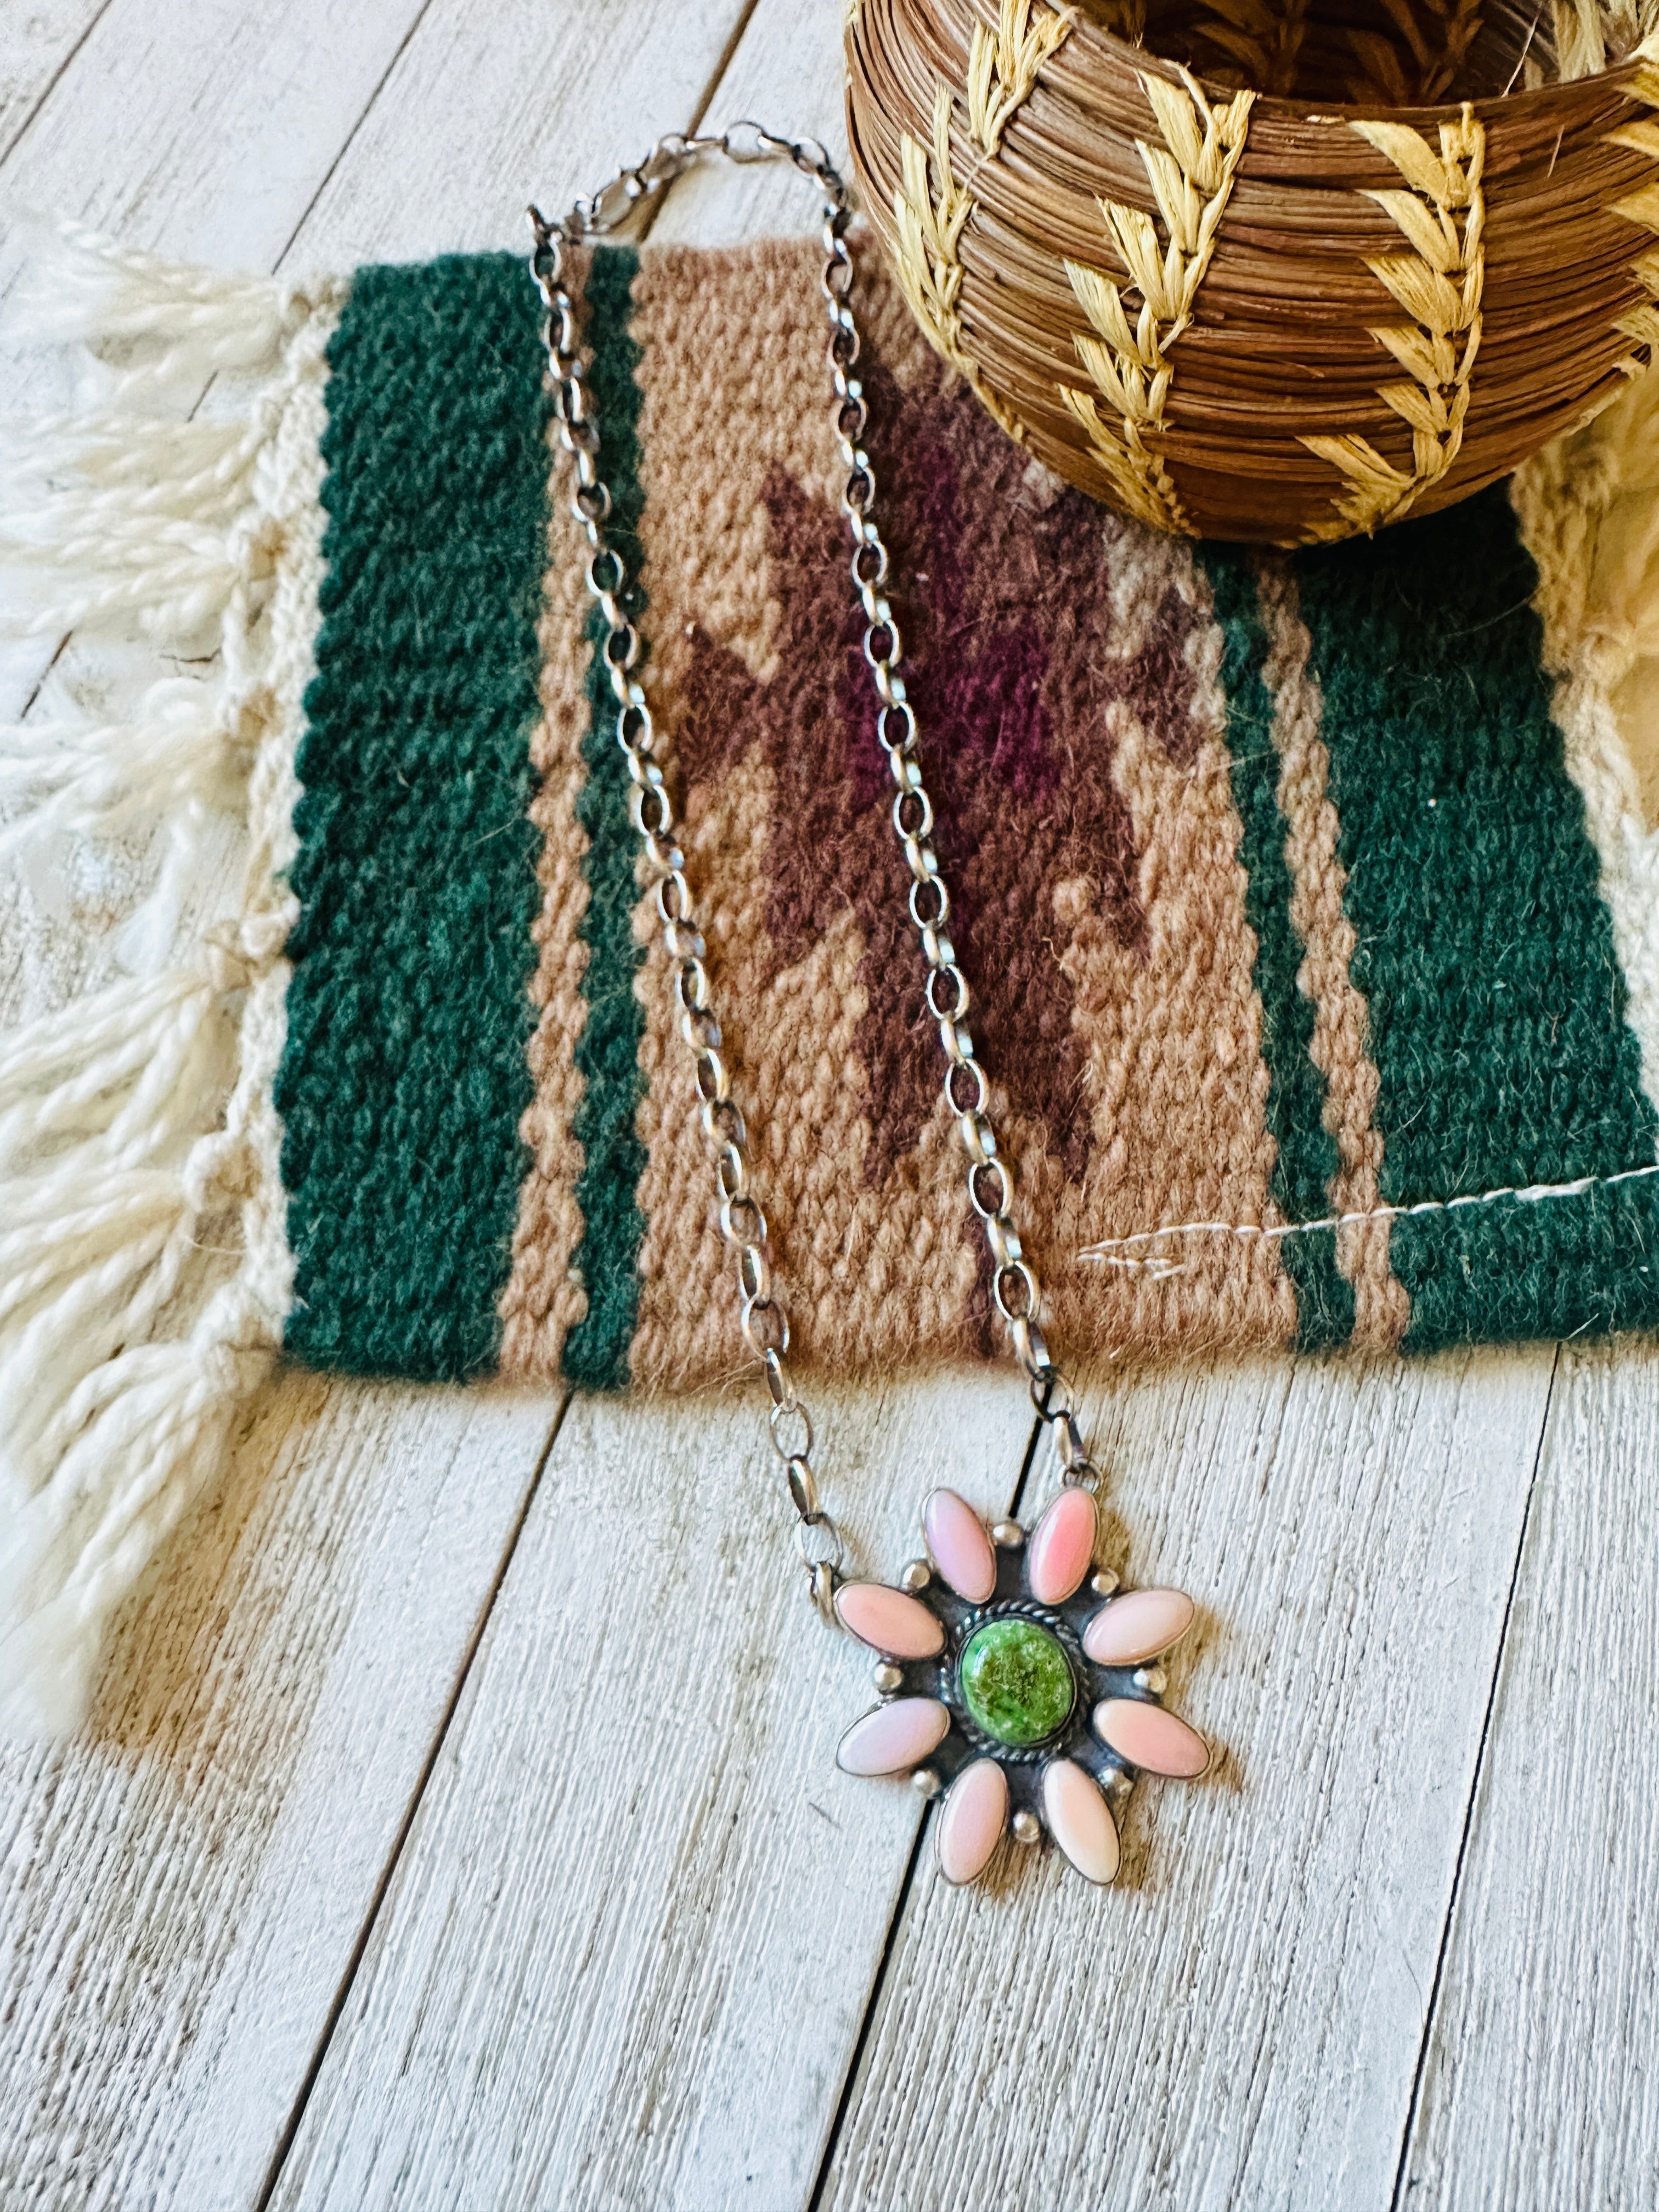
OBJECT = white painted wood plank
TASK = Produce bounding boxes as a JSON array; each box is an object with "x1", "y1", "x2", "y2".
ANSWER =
[
  {"x1": 267, "y1": 1371, "x2": 1037, "y2": 2212},
  {"x1": 0, "y1": 0, "x2": 109, "y2": 170},
  {"x1": 816, "y1": 1348, "x2": 1556, "y2": 2212},
  {"x1": 1400, "y1": 1337, "x2": 1659, "y2": 2210},
  {"x1": 0, "y1": 1374, "x2": 558, "y2": 2211},
  {"x1": 0, "y1": 0, "x2": 428, "y2": 336},
  {"x1": 647, "y1": 0, "x2": 849, "y2": 246},
  {"x1": 287, "y1": 0, "x2": 776, "y2": 271}
]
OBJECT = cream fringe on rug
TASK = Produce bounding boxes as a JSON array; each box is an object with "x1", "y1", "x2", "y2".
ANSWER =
[
  {"x1": 0, "y1": 226, "x2": 335, "y2": 1732},
  {"x1": 1516, "y1": 362, "x2": 1659, "y2": 1118}
]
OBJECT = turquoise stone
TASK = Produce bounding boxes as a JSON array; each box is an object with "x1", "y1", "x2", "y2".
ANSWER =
[{"x1": 958, "y1": 1617, "x2": 1075, "y2": 1747}]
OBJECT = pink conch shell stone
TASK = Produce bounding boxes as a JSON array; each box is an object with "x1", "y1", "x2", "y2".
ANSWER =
[
  {"x1": 936, "y1": 1758, "x2": 1008, "y2": 1886},
  {"x1": 1093, "y1": 1698, "x2": 1211, "y2": 1778},
  {"x1": 1042, "y1": 1758, "x2": 1120, "y2": 1884},
  {"x1": 834, "y1": 1579, "x2": 945, "y2": 1659},
  {"x1": 1027, "y1": 1487, "x2": 1097, "y2": 1605},
  {"x1": 1082, "y1": 1588, "x2": 1197, "y2": 1667},
  {"x1": 836, "y1": 1697, "x2": 951, "y2": 1777},
  {"x1": 923, "y1": 1487, "x2": 997, "y2": 1602}
]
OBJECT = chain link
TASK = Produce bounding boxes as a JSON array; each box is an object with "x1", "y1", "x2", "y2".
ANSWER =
[
  {"x1": 821, "y1": 182, "x2": 1102, "y2": 1494},
  {"x1": 528, "y1": 127, "x2": 1096, "y2": 1628}
]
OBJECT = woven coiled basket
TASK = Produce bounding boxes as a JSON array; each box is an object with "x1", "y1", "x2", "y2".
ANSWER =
[{"x1": 844, "y1": 0, "x2": 1659, "y2": 540}]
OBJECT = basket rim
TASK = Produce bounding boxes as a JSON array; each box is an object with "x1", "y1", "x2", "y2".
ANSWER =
[{"x1": 1048, "y1": 6, "x2": 1651, "y2": 128}]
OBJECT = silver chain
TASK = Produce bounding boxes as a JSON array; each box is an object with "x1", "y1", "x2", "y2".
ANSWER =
[{"x1": 528, "y1": 124, "x2": 1098, "y2": 1621}]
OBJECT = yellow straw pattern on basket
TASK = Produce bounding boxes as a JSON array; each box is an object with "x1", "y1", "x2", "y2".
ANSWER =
[
  {"x1": 1302, "y1": 105, "x2": 1486, "y2": 540},
  {"x1": 968, "y1": 0, "x2": 1076, "y2": 155},
  {"x1": 893, "y1": 2, "x2": 1075, "y2": 445},
  {"x1": 1608, "y1": 49, "x2": 1659, "y2": 379},
  {"x1": 1059, "y1": 68, "x2": 1255, "y2": 534},
  {"x1": 848, "y1": 0, "x2": 1659, "y2": 540},
  {"x1": 893, "y1": 86, "x2": 1028, "y2": 441}
]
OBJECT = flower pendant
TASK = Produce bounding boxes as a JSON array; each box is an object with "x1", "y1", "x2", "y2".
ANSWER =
[{"x1": 834, "y1": 1488, "x2": 1205, "y2": 1886}]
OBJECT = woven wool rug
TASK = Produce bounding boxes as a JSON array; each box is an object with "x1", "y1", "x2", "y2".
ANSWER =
[{"x1": 2, "y1": 223, "x2": 1658, "y2": 1725}]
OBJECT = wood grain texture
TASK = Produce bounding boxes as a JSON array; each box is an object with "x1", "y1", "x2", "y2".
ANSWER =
[
  {"x1": 0, "y1": 0, "x2": 110, "y2": 170},
  {"x1": 287, "y1": 0, "x2": 768, "y2": 271},
  {"x1": 0, "y1": 1374, "x2": 559, "y2": 2212},
  {"x1": 647, "y1": 0, "x2": 848, "y2": 247},
  {"x1": 267, "y1": 1374, "x2": 1037, "y2": 2212},
  {"x1": 0, "y1": 0, "x2": 427, "y2": 314},
  {"x1": 1400, "y1": 1336, "x2": 1659, "y2": 2212},
  {"x1": 817, "y1": 1349, "x2": 1557, "y2": 2212}
]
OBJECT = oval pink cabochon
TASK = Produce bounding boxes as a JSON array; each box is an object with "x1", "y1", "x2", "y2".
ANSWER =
[
  {"x1": 936, "y1": 1757, "x2": 1008, "y2": 1884},
  {"x1": 1042, "y1": 1758, "x2": 1120, "y2": 1884},
  {"x1": 1082, "y1": 1588, "x2": 1195, "y2": 1667},
  {"x1": 834, "y1": 1579, "x2": 945, "y2": 1660},
  {"x1": 1093, "y1": 1698, "x2": 1210, "y2": 1778},
  {"x1": 923, "y1": 1487, "x2": 997, "y2": 1603},
  {"x1": 836, "y1": 1698, "x2": 951, "y2": 1777},
  {"x1": 1028, "y1": 1488, "x2": 1097, "y2": 1605}
]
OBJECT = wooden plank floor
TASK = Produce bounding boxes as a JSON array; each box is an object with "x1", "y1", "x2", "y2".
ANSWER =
[{"x1": 0, "y1": 3, "x2": 1653, "y2": 2205}]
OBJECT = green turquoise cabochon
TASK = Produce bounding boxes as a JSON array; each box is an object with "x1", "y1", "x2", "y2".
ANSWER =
[{"x1": 959, "y1": 1618, "x2": 1077, "y2": 1747}]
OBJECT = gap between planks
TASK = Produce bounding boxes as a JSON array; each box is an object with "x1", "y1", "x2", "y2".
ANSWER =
[
  {"x1": 1398, "y1": 1334, "x2": 1659, "y2": 2206},
  {"x1": 266, "y1": 0, "x2": 445, "y2": 275},
  {"x1": 259, "y1": 1372, "x2": 1041, "y2": 2211},
  {"x1": 1386, "y1": 1341, "x2": 1560, "y2": 2210},
  {"x1": 0, "y1": 0, "x2": 116, "y2": 177},
  {"x1": 251, "y1": 1392, "x2": 574, "y2": 2212}
]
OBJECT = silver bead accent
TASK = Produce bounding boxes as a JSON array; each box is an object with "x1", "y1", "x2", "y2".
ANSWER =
[
  {"x1": 991, "y1": 1520, "x2": 1024, "y2": 1549},
  {"x1": 900, "y1": 1558, "x2": 933, "y2": 1593},
  {"x1": 872, "y1": 1662, "x2": 902, "y2": 1694},
  {"x1": 1134, "y1": 1664, "x2": 1167, "y2": 1695},
  {"x1": 1011, "y1": 1808, "x2": 1041, "y2": 1844},
  {"x1": 1090, "y1": 1568, "x2": 1120, "y2": 1597},
  {"x1": 1104, "y1": 1767, "x2": 1132, "y2": 1797},
  {"x1": 911, "y1": 1767, "x2": 943, "y2": 1798}
]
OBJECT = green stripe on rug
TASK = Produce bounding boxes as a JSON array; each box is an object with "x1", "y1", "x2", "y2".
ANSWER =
[
  {"x1": 560, "y1": 246, "x2": 651, "y2": 1393},
  {"x1": 276, "y1": 253, "x2": 549, "y2": 1381},
  {"x1": 1295, "y1": 485, "x2": 1659, "y2": 1352},
  {"x1": 1205, "y1": 547, "x2": 1355, "y2": 1350}
]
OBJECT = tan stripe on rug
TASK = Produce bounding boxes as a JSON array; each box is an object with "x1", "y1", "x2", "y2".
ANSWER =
[{"x1": 1255, "y1": 556, "x2": 1410, "y2": 1350}]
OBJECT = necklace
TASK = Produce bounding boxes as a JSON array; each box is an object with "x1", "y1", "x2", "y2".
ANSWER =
[{"x1": 529, "y1": 127, "x2": 1208, "y2": 1889}]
